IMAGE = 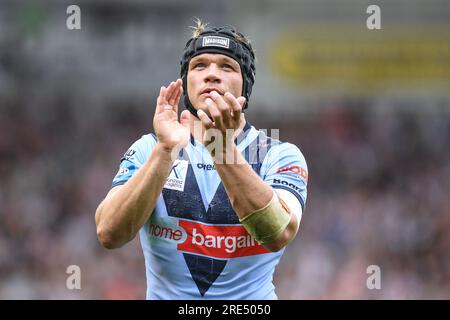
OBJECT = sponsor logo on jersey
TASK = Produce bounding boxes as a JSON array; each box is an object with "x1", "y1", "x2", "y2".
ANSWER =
[
  {"x1": 273, "y1": 178, "x2": 303, "y2": 192},
  {"x1": 276, "y1": 165, "x2": 308, "y2": 182},
  {"x1": 164, "y1": 159, "x2": 189, "y2": 192},
  {"x1": 148, "y1": 218, "x2": 269, "y2": 259},
  {"x1": 196, "y1": 163, "x2": 216, "y2": 171},
  {"x1": 149, "y1": 222, "x2": 185, "y2": 242}
]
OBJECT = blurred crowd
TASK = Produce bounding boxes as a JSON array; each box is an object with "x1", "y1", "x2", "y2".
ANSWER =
[
  {"x1": 1, "y1": 0, "x2": 450, "y2": 300},
  {"x1": 1, "y1": 91, "x2": 449, "y2": 299},
  {"x1": 273, "y1": 101, "x2": 450, "y2": 299}
]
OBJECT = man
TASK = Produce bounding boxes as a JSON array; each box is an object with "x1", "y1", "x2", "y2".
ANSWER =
[{"x1": 95, "y1": 20, "x2": 308, "y2": 299}]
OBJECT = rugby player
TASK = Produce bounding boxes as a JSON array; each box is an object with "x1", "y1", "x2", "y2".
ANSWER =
[{"x1": 95, "y1": 20, "x2": 308, "y2": 299}]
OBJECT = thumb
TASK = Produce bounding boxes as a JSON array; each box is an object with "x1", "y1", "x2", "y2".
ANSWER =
[
  {"x1": 180, "y1": 110, "x2": 190, "y2": 128},
  {"x1": 237, "y1": 96, "x2": 246, "y2": 108}
]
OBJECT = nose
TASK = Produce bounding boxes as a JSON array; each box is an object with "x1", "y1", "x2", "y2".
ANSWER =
[{"x1": 203, "y1": 64, "x2": 221, "y2": 84}]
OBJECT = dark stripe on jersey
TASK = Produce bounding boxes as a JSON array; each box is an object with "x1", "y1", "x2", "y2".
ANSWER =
[
  {"x1": 206, "y1": 183, "x2": 240, "y2": 224},
  {"x1": 183, "y1": 253, "x2": 227, "y2": 297},
  {"x1": 162, "y1": 151, "x2": 231, "y2": 296},
  {"x1": 244, "y1": 130, "x2": 281, "y2": 176},
  {"x1": 161, "y1": 124, "x2": 283, "y2": 297},
  {"x1": 162, "y1": 152, "x2": 207, "y2": 221}
]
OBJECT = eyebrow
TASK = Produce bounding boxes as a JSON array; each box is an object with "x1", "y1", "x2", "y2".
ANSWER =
[
  {"x1": 220, "y1": 56, "x2": 239, "y2": 67},
  {"x1": 190, "y1": 56, "x2": 203, "y2": 64},
  {"x1": 190, "y1": 55, "x2": 239, "y2": 67}
]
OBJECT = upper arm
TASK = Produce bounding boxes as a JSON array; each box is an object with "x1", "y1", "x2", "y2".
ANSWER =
[
  {"x1": 111, "y1": 133, "x2": 157, "y2": 188},
  {"x1": 105, "y1": 185, "x2": 123, "y2": 200},
  {"x1": 261, "y1": 142, "x2": 308, "y2": 214},
  {"x1": 95, "y1": 185, "x2": 123, "y2": 225},
  {"x1": 276, "y1": 188, "x2": 303, "y2": 232},
  {"x1": 259, "y1": 143, "x2": 308, "y2": 250},
  {"x1": 97, "y1": 133, "x2": 156, "y2": 223}
]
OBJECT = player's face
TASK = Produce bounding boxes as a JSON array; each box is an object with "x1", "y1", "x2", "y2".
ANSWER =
[{"x1": 187, "y1": 53, "x2": 243, "y2": 114}]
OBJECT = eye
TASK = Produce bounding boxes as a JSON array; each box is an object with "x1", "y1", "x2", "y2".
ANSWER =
[
  {"x1": 193, "y1": 62, "x2": 205, "y2": 69},
  {"x1": 222, "y1": 63, "x2": 234, "y2": 70}
]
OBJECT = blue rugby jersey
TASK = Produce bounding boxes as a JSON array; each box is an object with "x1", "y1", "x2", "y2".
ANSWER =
[{"x1": 111, "y1": 122, "x2": 308, "y2": 299}]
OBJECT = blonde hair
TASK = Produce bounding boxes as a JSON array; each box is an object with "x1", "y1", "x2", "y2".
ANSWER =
[
  {"x1": 189, "y1": 17, "x2": 252, "y2": 48},
  {"x1": 190, "y1": 18, "x2": 208, "y2": 39}
]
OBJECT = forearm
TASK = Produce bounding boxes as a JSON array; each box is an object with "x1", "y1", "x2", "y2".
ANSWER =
[
  {"x1": 213, "y1": 145, "x2": 273, "y2": 219},
  {"x1": 96, "y1": 143, "x2": 175, "y2": 248},
  {"x1": 197, "y1": 90, "x2": 300, "y2": 251},
  {"x1": 214, "y1": 144, "x2": 299, "y2": 252}
]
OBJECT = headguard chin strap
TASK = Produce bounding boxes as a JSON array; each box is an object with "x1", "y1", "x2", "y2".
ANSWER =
[{"x1": 180, "y1": 25, "x2": 256, "y2": 117}]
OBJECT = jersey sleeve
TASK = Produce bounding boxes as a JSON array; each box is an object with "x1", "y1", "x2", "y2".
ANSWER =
[
  {"x1": 260, "y1": 142, "x2": 308, "y2": 211},
  {"x1": 111, "y1": 133, "x2": 157, "y2": 188}
]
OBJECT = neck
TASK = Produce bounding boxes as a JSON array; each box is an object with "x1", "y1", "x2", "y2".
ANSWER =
[{"x1": 189, "y1": 113, "x2": 247, "y2": 145}]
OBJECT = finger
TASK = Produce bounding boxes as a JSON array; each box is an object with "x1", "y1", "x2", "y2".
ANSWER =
[
  {"x1": 159, "y1": 86, "x2": 167, "y2": 102},
  {"x1": 168, "y1": 84, "x2": 179, "y2": 106},
  {"x1": 156, "y1": 86, "x2": 168, "y2": 113},
  {"x1": 166, "y1": 81, "x2": 175, "y2": 104},
  {"x1": 197, "y1": 109, "x2": 214, "y2": 129},
  {"x1": 170, "y1": 79, "x2": 183, "y2": 107},
  {"x1": 224, "y1": 92, "x2": 243, "y2": 121},
  {"x1": 163, "y1": 96, "x2": 175, "y2": 111},
  {"x1": 166, "y1": 81, "x2": 177, "y2": 104},
  {"x1": 180, "y1": 109, "x2": 190, "y2": 128},
  {"x1": 173, "y1": 79, "x2": 184, "y2": 106},
  {"x1": 237, "y1": 96, "x2": 246, "y2": 108},
  {"x1": 173, "y1": 86, "x2": 183, "y2": 114},
  {"x1": 205, "y1": 97, "x2": 223, "y2": 129},
  {"x1": 210, "y1": 91, "x2": 231, "y2": 123},
  {"x1": 169, "y1": 79, "x2": 182, "y2": 105}
]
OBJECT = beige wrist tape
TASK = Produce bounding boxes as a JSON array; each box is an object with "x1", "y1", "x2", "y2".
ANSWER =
[{"x1": 239, "y1": 191, "x2": 291, "y2": 245}]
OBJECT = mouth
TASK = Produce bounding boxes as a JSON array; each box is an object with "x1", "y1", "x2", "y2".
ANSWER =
[{"x1": 200, "y1": 88, "x2": 224, "y2": 96}]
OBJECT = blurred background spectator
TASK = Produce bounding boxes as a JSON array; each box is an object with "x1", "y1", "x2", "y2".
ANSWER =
[{"x1": 1, "y1": 0, "x2": 449, "y2": 299}]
